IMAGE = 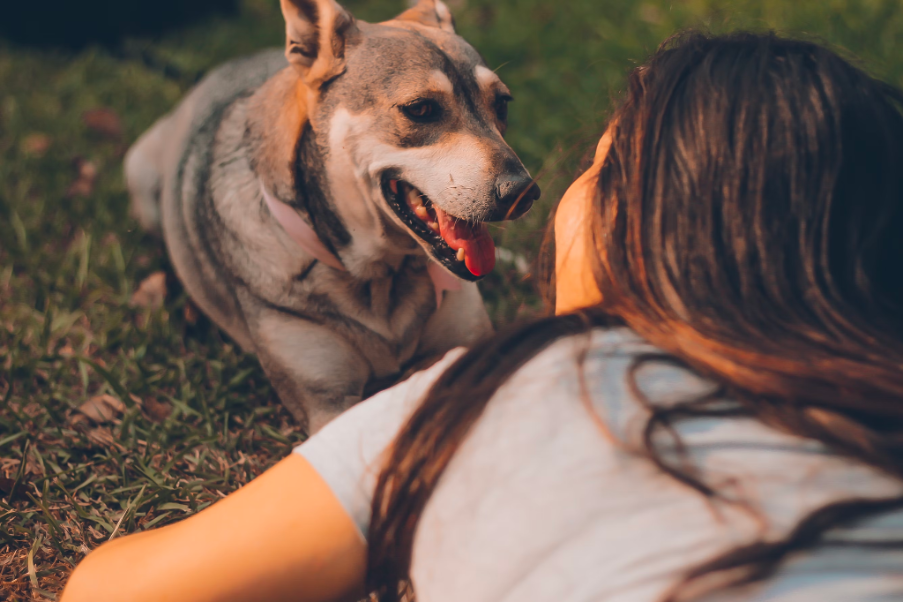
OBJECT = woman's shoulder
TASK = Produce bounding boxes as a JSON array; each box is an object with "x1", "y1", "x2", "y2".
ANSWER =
[
  {"x1": 499, "y1": 326, "x2": 715, "y2": 419},
  {"x1": 529, "y1": 325, "x2": 654, "y2": 362},
  {"x1": 294, "y1": 346, "x2": 467, "y2": 535},
  {"x1": 510, "y1": 326, "x2": 695, "y2": 386}
]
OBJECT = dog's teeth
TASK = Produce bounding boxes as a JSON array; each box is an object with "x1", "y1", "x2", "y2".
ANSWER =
[
  {"x1": 406, "y1": 187, "x2": 423, "y2": 207},
  {"x1": 389, "y1": 179, "x2": 398, "y2": 194},
  {"x1": 415, "y1": 205, "x2": 429, "y2": 220},
  {"x1": 456, "y1": 248, "x2": 465, "y2": 262},
  {"x1": 428, "y1": 221, "x2": 440, "y2": 232}
]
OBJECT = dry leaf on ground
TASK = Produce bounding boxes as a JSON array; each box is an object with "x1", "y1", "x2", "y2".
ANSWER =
[
  {"x1": 130, "y1": 272, "x2": 167, "y2": 309},
  {"x1": 0, "y1": 476, "x2": 15, "y2": 496},
  {"x1": 82, "y1": 108, "x2": 123, "y2": 140},
  {"x1": 183, "y1": 299, "x2": 200, "y2": 325},
  {"x1": 66, "y1": 158, "x2": 98, "y2": 198},
  {"x1": 86, "y1": 427, "x2": 116, "y2": 448},
  {"x1": 0, "y1": 476, "x2": 28, "y2": 502},
  {"x1": 76, "y1": 394, "x2": 125, "y2": 423},
  {"x1": 22, "y1": 133, "x2": 52, "y2": 156},
  {"x1": 143, "y1": 397, "x2": 172, "y2": 422}
]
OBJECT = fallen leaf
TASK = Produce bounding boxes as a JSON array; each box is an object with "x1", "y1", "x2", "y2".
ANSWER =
[
  {"x1": 24, "y1": 455, "x2": 43, "y2": 476},
  {"x1": 143, "y1": 397, "x2": 172, "y2": 422},
  {"x1": 66, "y1": 158, "x2": 98, "y2": 198},
  {"x1": 130, "y1": 272, "x2": 167, "y2": 309},
  {"x1": 82, "y1": 108, "x2": 123, "y2": 140},
  {"x1": 183, "y1": 299, "x2": 200, "y2": 325},
  {"x1": 0, "y1": 476, "x2": 28, "y2": 502},
  {"x1": 86, "y1": 426, "x2": 115, "y2": 448},
  {"x1": 21, "y1": 133, "x2": 51, "y2": 157},
  {"x1": 77, "y1": 394, "x2": 125, "y2": 423}
]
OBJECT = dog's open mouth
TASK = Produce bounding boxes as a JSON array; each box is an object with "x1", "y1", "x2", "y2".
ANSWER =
[{"x1": 382, "y1": 176, "x2": 495, "y2": 279}]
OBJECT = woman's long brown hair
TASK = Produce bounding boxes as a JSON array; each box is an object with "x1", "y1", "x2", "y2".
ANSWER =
[{"x1": 367, "y1": 32, "x2": 902, "y2": 601}]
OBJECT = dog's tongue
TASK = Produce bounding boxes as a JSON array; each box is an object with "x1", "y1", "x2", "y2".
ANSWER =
[{"x1": 433, "y1": 205, "x2": 495, "y2": 277}]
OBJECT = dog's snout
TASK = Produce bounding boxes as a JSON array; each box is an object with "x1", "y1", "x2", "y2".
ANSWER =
[{"x1": 493, "y1": 173, "x2": 540, "y2": 220}]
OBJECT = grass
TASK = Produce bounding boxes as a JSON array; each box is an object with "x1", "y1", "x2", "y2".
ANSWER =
[{"x1": 0, "y1": 0, "x2": 900, "y2": 598}]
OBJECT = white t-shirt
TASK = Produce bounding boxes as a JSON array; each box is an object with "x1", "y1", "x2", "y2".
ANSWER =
[{"x1": 295, "y1": 328, "x2": 901, "y2": 602}]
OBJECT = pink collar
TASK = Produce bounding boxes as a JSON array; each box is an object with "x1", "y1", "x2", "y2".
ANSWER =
[{"x1": 261, "y1": 182, "x2": 461, "y2": 308}]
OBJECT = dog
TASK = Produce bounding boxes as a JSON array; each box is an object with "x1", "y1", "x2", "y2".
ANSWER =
[{"x1": 124, "y1": 0, "x2": 540, "y2": 433}]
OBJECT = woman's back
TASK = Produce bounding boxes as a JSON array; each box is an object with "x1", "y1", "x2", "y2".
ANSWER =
[{"x1": 300, "y1": 328, "x2": 901, "y2": 601}]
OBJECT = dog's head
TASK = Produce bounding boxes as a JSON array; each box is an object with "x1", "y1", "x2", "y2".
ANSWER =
[{"x1": 280, "y1": 0, "x2": 539, "y2": 280}]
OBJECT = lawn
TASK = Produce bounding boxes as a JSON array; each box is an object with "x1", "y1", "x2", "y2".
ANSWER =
[{"x1": 0, "y1": 0, "x2": 900, "y2": 598}]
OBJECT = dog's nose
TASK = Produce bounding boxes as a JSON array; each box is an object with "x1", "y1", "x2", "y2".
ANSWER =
[{"x1": 493, "y1": 173, "x2": 540, "y2": 220}]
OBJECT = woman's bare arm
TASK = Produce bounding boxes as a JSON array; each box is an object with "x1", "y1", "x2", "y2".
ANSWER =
[{"x1": 61, "y1": 453, "x2": 366, "y2": 602}]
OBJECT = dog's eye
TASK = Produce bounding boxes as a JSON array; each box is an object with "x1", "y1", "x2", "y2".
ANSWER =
[
  {"x1": 401, "y1": 100, "x2": 441, "y2": 123},
  {"x1": 495, "y1": 95, "x2": 512, "y2": 124}
]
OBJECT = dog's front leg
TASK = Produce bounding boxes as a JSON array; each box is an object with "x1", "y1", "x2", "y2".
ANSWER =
[{"x1": 243, "y1": 303, "x2": 371, "y2": 434}]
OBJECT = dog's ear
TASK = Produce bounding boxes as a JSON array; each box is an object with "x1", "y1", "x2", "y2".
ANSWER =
[
  {"x1": 394, "y1": 0, "x2": 456, "y2": 33},
  {"x1": 280, "y1": 0, "x2": 358, "y2": 88}
]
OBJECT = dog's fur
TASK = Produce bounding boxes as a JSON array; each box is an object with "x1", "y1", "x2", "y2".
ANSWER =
[{"x1": 124, "y1": 0, "x2": 539, "y2": 432}]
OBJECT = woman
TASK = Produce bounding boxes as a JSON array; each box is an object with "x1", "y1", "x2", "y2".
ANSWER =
[{"x1": 62, "y1": 31, "x2": 902, "y2": 602}]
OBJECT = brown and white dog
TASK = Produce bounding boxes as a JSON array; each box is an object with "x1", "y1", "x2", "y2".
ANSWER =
[{"x1": 124, "y1": 0, "x2": 540, "y2": 432}]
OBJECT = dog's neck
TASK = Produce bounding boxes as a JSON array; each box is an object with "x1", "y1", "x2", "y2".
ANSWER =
[
  {"x1": 245, "y1": 68, "x2": 306, "y2": 205},
  {"x1": 245, "y1": 68, "x2": 412, "y2": 280},
  {"x1": 245, "y1": 69, "x2": 350, "y2": 263}
]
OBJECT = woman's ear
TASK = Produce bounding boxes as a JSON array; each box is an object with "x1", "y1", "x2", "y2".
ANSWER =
[
  {"x1": 394, "y1": 0, "x2": 456, "y2": 33},
  {"x1": 280, "y1": 0, "x2": 358, "y2": 89}
]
